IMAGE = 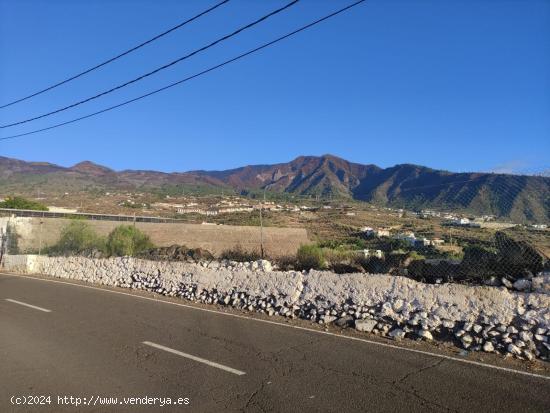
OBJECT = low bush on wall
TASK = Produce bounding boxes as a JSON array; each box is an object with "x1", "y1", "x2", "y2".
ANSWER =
[
  {"x1": 46, "y1": 220, "x2": 106, "y2": 255},
  {"x1": 295, "y1": 244, "x2": 327, "y2": 271},
  {"x1": 46, "y1": 221, "x2": 154, "y2": 257},
  {"x1": 106, "y1": 225, "x2": 153, "y2": 257}
]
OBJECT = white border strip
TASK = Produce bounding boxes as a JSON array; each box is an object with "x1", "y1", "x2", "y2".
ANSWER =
[
  {"x1": 1, "y1": 272, "x2": 549, "y2": 381},
  {"x1": 6, "y1": 298, "x2": 51, "y2": 313},
  {"x1": 143, "y1": 341, "x2": 246, "y2": 376}
]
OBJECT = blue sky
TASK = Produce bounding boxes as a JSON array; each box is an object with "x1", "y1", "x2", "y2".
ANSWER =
[{"x1": 0, "y1": 0, "x2": 549, "y2": 174}]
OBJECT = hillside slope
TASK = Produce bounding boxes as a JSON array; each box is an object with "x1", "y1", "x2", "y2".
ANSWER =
[{"x1": 1, "y1": 155, "x2": 548, "y2": 222}]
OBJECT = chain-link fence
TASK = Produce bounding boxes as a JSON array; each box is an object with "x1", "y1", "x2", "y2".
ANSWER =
[{"x1": 1, "y1": 170, "x2": 549, "y2": 291}]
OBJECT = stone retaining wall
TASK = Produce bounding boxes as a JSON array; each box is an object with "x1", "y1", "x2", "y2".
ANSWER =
[{"x1": 2, "y1": 254, "x2": 549, "y2": 361}]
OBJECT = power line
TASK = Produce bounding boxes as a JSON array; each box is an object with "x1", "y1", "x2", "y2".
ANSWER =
[
  {"x1": 0, "y1": 0, "x2": 231, "y2": 110},
  {"x1": 0, "y1": 0, "x2": 299, "y2": 129},
  {"x1": 0, "y1": 0, "x2": 366, "y2": 142}
]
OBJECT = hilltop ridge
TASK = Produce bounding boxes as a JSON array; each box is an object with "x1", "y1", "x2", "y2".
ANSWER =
[{"x1": 1, "y1": 154, "x2": 548, "y2": 222}]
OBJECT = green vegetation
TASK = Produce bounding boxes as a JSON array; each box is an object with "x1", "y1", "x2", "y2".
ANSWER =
[
  {"x1": 387, "y1": 238, "x2": 413, "y2": 252},
  {"x1": 153, "y1": 183, "x2": 232, "y2": 198},
  {"x1": 47, "y1": 222, "x2": 154, "y2": 257},
  {"x1": 296, "y1": 244, "x2": 327, "y2": 270},
  {"x1": 47, "y1": 220, "x2": 106, "y2": 255},
  {"x1": 0, "y1": 196, "x2": 48, "y2": 211},
  {"x1": 407, "y1": 251, "x2": 426, "y2": 261},
  {"x1": 317, "y1": 237, "x2": 367, "y2": 250},
  {"x1": 106, "y1": 225, "x2": 153, "y2": 257}
]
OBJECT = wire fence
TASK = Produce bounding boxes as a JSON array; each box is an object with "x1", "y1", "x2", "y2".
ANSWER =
[
  {"x1": 348, "y1": 172, "x2": 550, "y2": 288},
  {"x1": 0, "y1": 208, "x2": 186, "y2": 223},
  {"x1": 0, "y1": 171, "x2": 549, "y2": 290}
]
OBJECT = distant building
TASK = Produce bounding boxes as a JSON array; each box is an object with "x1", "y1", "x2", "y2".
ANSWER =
[
  {"x1": 415, "y1": 238, "x2": 432, "y2": 247},
  {"x1": 218, "y1": 207, "x2": 253, "y2": 214},
  {"x1": 47, "y1": 206, "x2": 78, "y2": 213},
  {"x1": 396, "y1": 231, "x2": 416, "y2": 246},
  {"x1": 152, "y1": 202, "x2": 184, "y2": 209},
  {"x1": 361, "y1": 226, "x2": 374, "y2": 235},
  {"x1": 362, "y1": 249, "x2": 384, "y2": 259},
  {"x1": 375, "y1": 228, "x2": 391, "y2": 237},
  {"x1": 176, "y1": 207, "x2": 206, "y2": 215},
  {"x1": 363, "y1": 227, "x2": 390, "y2": 237}
]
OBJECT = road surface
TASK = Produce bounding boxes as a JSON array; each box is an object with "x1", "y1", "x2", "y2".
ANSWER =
[{"x1": 1, "y1": 272, "x2": 549, "y2": 412}]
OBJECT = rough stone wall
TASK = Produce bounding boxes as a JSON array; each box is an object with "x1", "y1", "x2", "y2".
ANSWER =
[
  {"x1": 4, "y1": 254, "x2": 549, "y2": 329},
  {"x1": 3, "y1": 255, "x2": 549, "y2": 360},
  {"x1": 2, "y1": 216, "x2": 308, "y2": 256}
]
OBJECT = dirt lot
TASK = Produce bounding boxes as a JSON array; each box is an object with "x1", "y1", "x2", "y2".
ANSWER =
[{"x1": 4, "y1": 216, "x2": 309, "y2": 257}]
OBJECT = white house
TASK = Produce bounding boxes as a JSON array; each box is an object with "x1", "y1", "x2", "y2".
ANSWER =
[
  {"x1": 415, "y1": 238, "x2": 432, "y2": 247},
  {"x1": 456, "y1": 218, "x2": 470, "y2": 225},
  {"x1": 362, "y1": 249, "x2": 384, "y2": 259},
  {"x1": 375, "y1": 228, "x2": 391, "y2": 237}
]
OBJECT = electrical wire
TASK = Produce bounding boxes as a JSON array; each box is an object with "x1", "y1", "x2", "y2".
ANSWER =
[
  {"x1": 0, "y1": 0, "x2": 366, "y2": 141},
  {"x1": 0, "y1": 0, "x2": 299, "y2": 128},
  {"x1": 0, "y1": 0, "x2": 231, "y2": 110}
]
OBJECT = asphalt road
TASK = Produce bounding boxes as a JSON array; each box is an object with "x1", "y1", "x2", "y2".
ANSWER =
[{"x1": 1, "y1": 273, "x2": 549, "y2": 412}]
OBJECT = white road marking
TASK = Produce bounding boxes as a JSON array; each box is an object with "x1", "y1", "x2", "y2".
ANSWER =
[
  {"x1": 2, "y1": 272, "x2": 549, "y2": 381},
  {"x1": 5, "y1": 298, "x2": 51, "y2": 313},
  {"x1": 142, "y1": 341, "x2": 246, "y2": 376}
]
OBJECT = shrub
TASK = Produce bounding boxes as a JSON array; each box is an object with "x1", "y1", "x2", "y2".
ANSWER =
[
  {"x1": 407, "y1": 251, "x2": 426, "y2": 261},
  {"x1": 357, "y1": 256, "x2": 386, "y2": 273},
  {"x1": 274, "y1": 255, "x2": 297, "y2": 271},
  {"x1": 106, "y1": 225, "x2": 153, "y2": 257},
  {"x1": 323, "y1": 248, "x2": 357, "y2": 267},
  {"x1": 461, "y1": 244, "x2": 497, "y2": 266},
  {"x1": 296, "y1": 244, "x2": 326, "y2": 270},
  {"x1": 0, "y1": 196, "x2": 48, "y2": 211},
  {"x1": 48, "y1": 220, "x2": 105, "y2": 255},
  {"x1": 219, "y1": 245, "x2": 261, "y2": 262},
  {"x1": 387, "y1": 238, "x2": 413, "y2": 252},
  {"x1": 317, "y1": 237, "x2": 367, "y2": 251}
]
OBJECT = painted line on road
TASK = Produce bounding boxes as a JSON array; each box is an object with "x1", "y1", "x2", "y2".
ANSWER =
[
  {"x1": 143, "y1": 341, "x2": 246, "y2": 376},
  {"x1": 1, "y1": 272, "x2": 549, "y2": 381},
  {"x1": 5, "y1": 298, "x2": 51, "y2": 313}
]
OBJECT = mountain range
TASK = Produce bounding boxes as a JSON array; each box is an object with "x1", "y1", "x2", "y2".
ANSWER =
[{"x1": 1, "y1": 154, "x2": 548, "y2": 223}]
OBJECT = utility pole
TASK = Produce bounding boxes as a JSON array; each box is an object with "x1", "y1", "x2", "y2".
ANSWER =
[
  {"x1": 259, "y1": 187, "x2": 266, "y2": 259},
  {"x1": 38, "y1": 212, "x2": 44, "y2": 255}
]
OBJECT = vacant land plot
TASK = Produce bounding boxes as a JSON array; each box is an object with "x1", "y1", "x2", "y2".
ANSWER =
[{"x1": 1, "y1": 216, "x2": 309, "y2": 257}]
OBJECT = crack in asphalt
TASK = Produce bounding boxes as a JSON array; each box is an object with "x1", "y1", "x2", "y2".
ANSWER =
[
  {"x1": 242, "y1": 380, "x2": 268, "y2": 413},
  {"x1": 393, "y1": 359, "x2": 446, "y2": 385},
  {"x1": 391, "y1": 359, "x2": 459, "y2": 413}
]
